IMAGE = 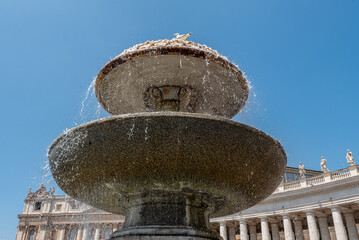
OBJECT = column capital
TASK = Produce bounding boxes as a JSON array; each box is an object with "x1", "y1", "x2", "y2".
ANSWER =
[
  {"x1": 239, "y1": 218, "x2": 247, "y2": 224},
  {"x1": 305, "y1": 210, "x2": 316, "y2": 215},
  {"x1": 39, "y1": 224, "x2": 50, "y2": 230},
  {"x1": 55, "y1": 224, "x2": 66, "y2": 230},
  {"x1": 281, "y1": 214, "x2": 291, "y2": 219},
  {"x1": 343, "y1": 211, "x2": 355, "y2": 216},
  {"x1": 18, "y1": 225, "x2": 26, "y2": 231},
  {"x1": 329, "y1": 206, "x2": 341, "y2": 212},
  {"x1": 292, "y1": 215, "x2": 304, "y2": 221},
  {"x1": 219, "y1": 221, "x2": 227, "y2": 226},
  {"x1": 268, "y1": 217, "x2": 281, "y2": 224},
  {"x1": 247, "y1": 220, "x2": 257, "y2": 226}
]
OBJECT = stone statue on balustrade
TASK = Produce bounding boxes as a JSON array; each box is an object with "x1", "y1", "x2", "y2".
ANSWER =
[
  {"x1": 299, "y1": 162, "x2": 306, "y2": 178},
  {"x1": 347, "y1": 149, "x2": 356, "y2": 166},
  {"x1": 320, "y1": 156, "x2": 330, "y2": 173}
]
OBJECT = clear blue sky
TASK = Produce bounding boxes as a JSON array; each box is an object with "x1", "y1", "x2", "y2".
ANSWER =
[{"x1": 0, "y1": 0, "x2": 358, "y2": 239}]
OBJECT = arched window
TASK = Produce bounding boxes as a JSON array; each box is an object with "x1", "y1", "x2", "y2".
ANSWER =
[
  {"x1": 69, "y1": 229, "x2": 76, "y2": 240},
  {"x1": 28, "y1": 230, "x2": 35, "y2": 240},
  {"x1": 104, "y1": 228, "x2": 111, "y2": 239}
]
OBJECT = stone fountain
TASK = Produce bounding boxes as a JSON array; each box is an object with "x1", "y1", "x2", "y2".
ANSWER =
[{"x1": 48, "y1": 38, "x2": 287, "y2": 240}]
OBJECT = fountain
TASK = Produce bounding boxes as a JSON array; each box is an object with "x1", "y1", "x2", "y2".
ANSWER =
[{"x1": 48, "y1": 38, "x2": 287, "y2": 239}]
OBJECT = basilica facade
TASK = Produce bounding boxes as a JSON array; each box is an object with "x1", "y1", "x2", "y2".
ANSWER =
[{"x1": 16, "y1": 164, "x2": 359, "y2": 240}]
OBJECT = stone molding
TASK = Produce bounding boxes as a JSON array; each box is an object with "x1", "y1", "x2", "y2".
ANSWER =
[{"x1": 211, "y1": 170, "x2": 359, "y2": 223}]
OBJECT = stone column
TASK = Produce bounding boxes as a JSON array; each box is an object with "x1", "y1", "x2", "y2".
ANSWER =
[
  {"x1": 345, "y1": 212, "x2": 359, "y2": 240},
  {"x1": 249, "y1": 224, "x2": 257, "y2": 240},
  {"x1": 239, "y1": 219, "x2": 249, "y2": 240},
  {"x1": 317, "y1": 216, "x2": 331, "y2": 240},
  {"x1": 331, "y1": 207, "x2": 348, "y2": 240},
  {"x1": 293, "y1": 219, "x2": 305, "y2": 240},
  {"x1": 306, "y1": 211, "x2": 320, "y2": 240},
  {"x1": 94, "y1": 225, "x2": 101, "y2": 240},
  {"x1": 270, "y1": 222, "x2": 280, "y2": 240},
  {"x1": 37, "y1": 225, "x2": 48, "y2": 240},
  {"x1": 219, "y1": 222, "x2": 228, "y2": 240},
  {"x1": 76, "y1": 227, "x2": 83, "y2": 240},
  {"x1": 16, "y1": 226, "x2": 26, "y2": 240},
  {"x1": 282, "y1": 215, "x2": 294, "y2": 240},
  {"x1": 58, "y1": 227, "x2": 66, "y2": 240},
  {"x1": 82, "y1": 226, "x2": 89, "y2": 240},
  {"x1": 260, "y1": 217, "x2": 271, "y2": 240},
  {"x1": 228, "y1": 223, "x2": 236, "y2": 240}
]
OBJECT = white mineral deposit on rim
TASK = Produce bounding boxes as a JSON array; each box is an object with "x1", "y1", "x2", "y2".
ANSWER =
[{"x1": 122, "y1": 39, "x2": 227, "y2": 61}]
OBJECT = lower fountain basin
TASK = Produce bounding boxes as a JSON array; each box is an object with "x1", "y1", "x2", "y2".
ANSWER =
[{"x1": 48, "y1": 112, "x2": 286, "y2": 217}]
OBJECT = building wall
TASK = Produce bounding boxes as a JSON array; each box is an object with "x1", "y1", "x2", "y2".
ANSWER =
[{"x1": 16, "y1": 165, "x2": 359, "y2": 240}]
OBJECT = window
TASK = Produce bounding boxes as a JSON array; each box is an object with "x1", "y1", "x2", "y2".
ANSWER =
[
  {"x1": 56, "y1": 204, "x2": 62, "y2": 211},
  {"x1": 69, "y1": 229, "x2": 76, "y2": 240},
  {"x1": 28, "y1": 230, "x2": 35, "y2": 240},
  {"x1": 89, "y1": 231, "x2": 95, "y2": 240},
  {"x1": 34, "y1": 202, "x2": 42, "y2": 210},
  {"x1": 104, "y1": 228, "x2": 111, "y2": 239}
]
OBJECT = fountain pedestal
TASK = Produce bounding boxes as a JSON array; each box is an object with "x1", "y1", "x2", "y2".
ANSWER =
[
  {"x1": 111, "y1": 191, "x2": 219, "y2": 240},
  {"x1": 48, "y1": 38, "x2": 287, "y2": 240}
]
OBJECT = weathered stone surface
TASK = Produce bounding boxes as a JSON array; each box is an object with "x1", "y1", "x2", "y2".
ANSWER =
[
  {"x1": 48, "y1": 112, "x2": 286, "y2": 219},
  {"x1": 49, "y1": 38, "x2": 286, "y2": 240},
  {"x1": 95, "y1": 39, "x2": 248, "y2": 118},
  {"x1": 110, "y1": 226, "x2": 220, "y2": 240}
]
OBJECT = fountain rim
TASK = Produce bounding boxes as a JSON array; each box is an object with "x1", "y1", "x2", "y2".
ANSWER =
[
  {"x1": 48, "y1": 111, "x2": 285, "y2": 158},
  {"x1": 94, "y1": 41, "x2": 249, "y2": 116}
]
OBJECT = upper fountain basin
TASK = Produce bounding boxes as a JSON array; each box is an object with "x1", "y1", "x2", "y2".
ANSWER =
[
  {"x1": 95, "y1": 39, "x2": 249, "y2": 118},
  {"x1": 48, "y1": 112, "x2": 286, "y2": 217}
]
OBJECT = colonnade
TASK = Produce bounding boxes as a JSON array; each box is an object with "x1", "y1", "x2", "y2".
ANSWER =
[
  {"x1": 16, "y1": 223, "x2": 122, "y2": 240},
  {"x1": 215, "y1": 206, "x2": 359, "y2": 240}
]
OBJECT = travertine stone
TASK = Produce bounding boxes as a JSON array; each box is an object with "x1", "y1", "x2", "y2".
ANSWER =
[
  {"x1": 282, "y1": 215, "x2": 294, "y2": 240},
  {"x1": 270, "y1": 222, "x2": 280, "y2": 240},
  {"x1": 219, "y1": 222, "x2": 228, "y2": 240},
  {"x1": 317, "y1": 216, "x2": 331, "y2": 240},
  {"x1": 347, "y1": 150, "x2": 356, "y2": 166},
  {"x1": 76, "y1": 228, "x2": 83, "y2": 240},
  {"x1": 344, "y1": 212, "x2": 359, "y2": 240},
  {"x1": 293, "y1": 220, "x2": 304, "y2": 240},
  {"x1": 111, "y1": 226, "x2": 220, "y2": 240},
  {"x1": 306, "y1": 211, "x2": 319, "y2": 240},
  {"x1": 331, "y1": 207, "x2": 348, "y2": 240},
  {"x1": 260, "y1": 218, "x2": 270, "y2": 240},
  {"x1": 95, "y1": 39, "x2": 249, "y2": 118},
  {"x1": 49, "y1": 37, "x2": 287, "y2": 240},
  {"x1": 248, "y1": 225, "x2": 257, "y2": 240},
  {"x1": 239, "y1": 220, "x2": 249, "y2": 240},
  {"x1": 228, "y1": 225, "x2": 236, "y2": 240},
  {"x1": 49, "y1": 112, "x2": 286, "y2": 218}
]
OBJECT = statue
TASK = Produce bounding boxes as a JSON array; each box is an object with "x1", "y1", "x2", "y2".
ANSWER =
[
  {"x1": 299, "y1": 162, "x2": 306, "y2": 178},
  {"x1": 346, "y1": 149, "x2": 355, "y2": 166},
  {"x1": 27, "y1": 188, "x2": 32, "y2": 198},
  {"x1": 50, "y1": 187, "x2": 55, "y2": 196},
  {"x1": 320, "y1": 156, "x2": 329, "y2": 173}
]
